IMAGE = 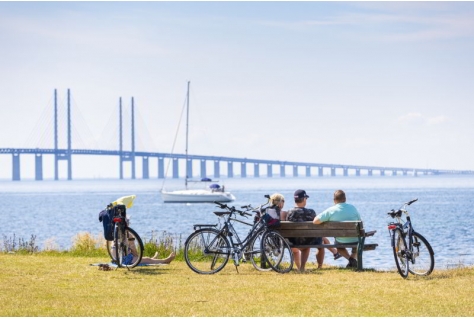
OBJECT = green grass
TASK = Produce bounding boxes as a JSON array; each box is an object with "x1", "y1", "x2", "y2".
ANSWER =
[{"x1": 1, "y1": 253, "x2": 473, "y2": 317}]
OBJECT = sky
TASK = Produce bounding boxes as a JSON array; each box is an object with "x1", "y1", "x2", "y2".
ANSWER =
[{"x1": 1, "y1": 1, "x2": 474, "y2": 179}]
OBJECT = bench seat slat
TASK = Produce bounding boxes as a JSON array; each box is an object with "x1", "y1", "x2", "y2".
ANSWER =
[
  {"x1": 278, "y1": 229, "x2": 363, "y2": 237},
  {"x1": 288, "y1": 243, "x2": 378, "y2": 251}
]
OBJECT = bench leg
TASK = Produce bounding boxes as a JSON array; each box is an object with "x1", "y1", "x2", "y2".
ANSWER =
[{"x1": 357, "y1": 238, "x2": 365, "y2": 271}]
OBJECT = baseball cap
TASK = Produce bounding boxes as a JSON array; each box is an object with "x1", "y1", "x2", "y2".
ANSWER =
[{"x1": 294, "y1": 189, "x2": 309, "y2": 199}]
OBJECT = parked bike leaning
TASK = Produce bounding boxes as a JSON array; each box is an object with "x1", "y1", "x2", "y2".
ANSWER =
[
  {"x1": 99, "y1": 195, "x2": 144, "y2": 268},
  {"x1": 387, "y1": 198, "x2": 434, "y2": 278},
  {"x1": 183, "y1": 195, "x2": 293, "y2": 274}
]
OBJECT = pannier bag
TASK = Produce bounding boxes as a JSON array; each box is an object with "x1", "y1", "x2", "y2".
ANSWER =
[{"x1": 98, "y1": 204, "x2": 127, "y2": 241}]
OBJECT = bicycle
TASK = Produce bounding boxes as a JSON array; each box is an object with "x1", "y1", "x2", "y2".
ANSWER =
[
  {"x1": 387, "y1": 198, "x2": 435, "y2": 278},
  {"x1": 184, "y1": 196, "x2": 293, "y2": 274},
  {"x1": 104, "y1": 201, "x2": 144, "y2": 268}
]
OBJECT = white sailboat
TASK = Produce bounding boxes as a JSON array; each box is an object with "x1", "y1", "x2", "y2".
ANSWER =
[{"x1": 160, "y1": 81, "x2": 236, "y2": 203}]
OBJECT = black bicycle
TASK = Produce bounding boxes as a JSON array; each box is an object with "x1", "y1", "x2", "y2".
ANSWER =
[
  {"x1": 104, "y1": 203, "x2": 144, "y2": 268},
  {"x1": 387, "y1": 199, "x2": 435, "y2": 278},
  {"x1": 184, "y1": 196, "x2": 293, "y2": 274}
]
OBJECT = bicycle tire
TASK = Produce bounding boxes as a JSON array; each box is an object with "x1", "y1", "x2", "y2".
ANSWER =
[
  {"x1": 409, "y1": 231, "x2": 434, "y2": 276},
  {"x1": 184, "y1": 228, "x2": 231, "y2": 275},
  {"x1": 392, "y1": 228, "x2": 409, "y2": 278},
  {"x1": 247, "y1": 230, "x2": 272, "y2": 271},
  {"x1": 261, "y1": 230, "x2": 293, "y2": 273},
  {"x1": 125, "y1": 227, "x2": 144, "y2": 268}
]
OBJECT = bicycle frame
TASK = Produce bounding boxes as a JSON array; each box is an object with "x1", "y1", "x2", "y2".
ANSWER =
[
  {"x1": 194, "y1": 200, "x2": 270, "y2": 265},
  {"x1": 388, "y1": 214, "x2": 414, "y2": 263}
]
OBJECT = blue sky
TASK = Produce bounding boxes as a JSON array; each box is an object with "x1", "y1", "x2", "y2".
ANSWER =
[{"x1": 1, "y1": 2, "x2": 474, "y2": 179}]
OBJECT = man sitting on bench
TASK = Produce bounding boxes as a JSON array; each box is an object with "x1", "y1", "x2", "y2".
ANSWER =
[{"x1": 313, "y1": 190, "x2": 361, "y2": 269}]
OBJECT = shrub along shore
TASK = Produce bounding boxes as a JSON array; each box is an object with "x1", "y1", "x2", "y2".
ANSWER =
[{"x1": 1, "y1": 233, "x2": 473, "y2": 316}]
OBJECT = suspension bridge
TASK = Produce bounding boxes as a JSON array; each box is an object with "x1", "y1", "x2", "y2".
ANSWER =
[{"x1": 1, "y1": 89, "x2": 473, "y2": 181}]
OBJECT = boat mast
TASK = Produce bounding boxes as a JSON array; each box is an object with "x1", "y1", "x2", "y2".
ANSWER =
[{"x1": 185, "y1": 81, "x2": 190, "y2": 189}]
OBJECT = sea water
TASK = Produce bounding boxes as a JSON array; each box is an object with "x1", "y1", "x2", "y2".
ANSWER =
[{"x1": 1, "y1": 175, "x2": 473, "y2": 271}]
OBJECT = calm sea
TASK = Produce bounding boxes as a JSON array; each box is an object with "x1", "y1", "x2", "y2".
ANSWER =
[{"x1": 1, "y1": 175, "x2": 473, "y2": 271}]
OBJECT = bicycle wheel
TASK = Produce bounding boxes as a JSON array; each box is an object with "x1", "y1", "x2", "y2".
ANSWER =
[
  {"x1": 184, "y1": 228, "x2": 231, "y2": 274},
  {"x1": 392, "y1": 228, "x2": 409, "y2": 278},
  {"x1": 409, "y1": 231, "x2": 434, "y2": 276},
  {"x1": 261, "y1": 230, "x2": 293, "y2": 273},
  {"x1": 124, "y1": 227, "x2": 144, "y2": 268},
  {"x1": 247, "y1": 231, "x2": 272, "y2": 271}
]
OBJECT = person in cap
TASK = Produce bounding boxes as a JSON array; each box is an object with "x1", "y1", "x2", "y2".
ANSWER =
[
  {"x1": 313, "y1": 190, "x2": 362, "y2": 268},
  {"x1": 286, "y1": 190, "x2": 341, "y2": 271},
  {"x1": 286, "y1": 189, "x2": 322, "y2": 272}
]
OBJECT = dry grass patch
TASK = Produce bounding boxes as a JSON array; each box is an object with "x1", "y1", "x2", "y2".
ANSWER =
[{"x1": 1, "y1": 254, "x2": 473, "y2": 316}]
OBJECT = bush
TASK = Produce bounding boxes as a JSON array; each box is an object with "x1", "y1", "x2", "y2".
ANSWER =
[
  {"x1": 1, "y1": 234, "x2": 39, "y2": 254},
  {"x1": 69, "y1": 232, "x2": 106, "y2": 257},
  {"x1": 143, "y1": 231, "x2": 181, "y2": 259}
]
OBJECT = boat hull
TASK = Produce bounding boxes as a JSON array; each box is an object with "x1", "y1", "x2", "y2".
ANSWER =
[{"x1": 161, "y1": 189, "x2": 236, "y2": 203}]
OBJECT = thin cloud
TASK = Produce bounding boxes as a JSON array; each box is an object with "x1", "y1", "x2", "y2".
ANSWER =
[
  {"x1": 256, "y1": 7, "x2": 474, "y2": 42},
  {"x1": 398, "y1": 113, "x2": 448, "y2": 126}
]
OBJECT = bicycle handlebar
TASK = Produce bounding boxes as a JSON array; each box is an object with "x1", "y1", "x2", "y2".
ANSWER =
[
  {"x1": 387, "y1": 198, "x2": 418, "y2": 218},
  {"x1": 214, "y1": 201, "x2": 252, "y2": 217}
]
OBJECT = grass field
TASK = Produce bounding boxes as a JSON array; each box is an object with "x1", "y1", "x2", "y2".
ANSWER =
[{"x1": 1, "y1": 253, "x2": 473, "y2": 317}]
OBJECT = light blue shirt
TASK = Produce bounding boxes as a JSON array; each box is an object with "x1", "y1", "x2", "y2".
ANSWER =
[{"x1": 317, "y1": 203, "x2": 361, "y2": 243}]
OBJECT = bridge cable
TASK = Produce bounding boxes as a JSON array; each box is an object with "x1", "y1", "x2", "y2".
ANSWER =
[{"x1": 160, "y1": 96, "x2": 187, "y2": 191}]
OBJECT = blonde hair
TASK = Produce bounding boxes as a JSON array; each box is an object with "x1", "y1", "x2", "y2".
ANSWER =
[{"x1": 270, "y1": 193, "x2": 285, "y2": 205}]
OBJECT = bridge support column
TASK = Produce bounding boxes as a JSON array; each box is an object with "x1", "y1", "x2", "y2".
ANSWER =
[
  {"x1": 293, "y1": 165, "x2": 298, "y2": 177},
  {"x1": 200, "y1": 160, "x2": 206, "y2": 178},
  {"x1": 142, "y1": 157, "x2": 149, "y2": 179},
  {"x1": 267, "y1": 164, "x2": 273, "y2": 177},
  {"x1": 227, "y1": 162, "x2": 233, "y2": 178},
  {"x1": 403, "y1": 170, "x2": 408, "y2": 176},
  {"x1": 67, "y1": 154, "x2": 72, "y2": 181},
  {"x1": 119, "y1": 155, "x2": 123, "y2": 180},
  {"x1": 331, "y1": 168, "x2": 336, "y2": 176},
  {"x1": 413, "y1": 170, "x2": 418, "y2": 177},
  {"x1": 368, "y1": 169, "x2": 373, "y2": 176},
  {"x1": 318, "y1": 167, "x2": 323, "y2": 177},
  {"x1": 241, "y1": 162, "x2": 247, "y2": 178},
  {"x1": 187, "y1": 159, "x2": 193, "y2": 179},
  {"x1": 306, "y1": 166, "x2": 311, "y2": 177},
  {"x1": 214, "y1": 161, "x2": 220, "y2": 179},
  {"x1": 254, "y1": 163, "x2": 259, "y2": 177},
  {"x1": 158, "y1": 157, "x2": 164, "y2": 178},
  {"x1": 12, "y1": 153, "x2": 20, "y2": 181},
  {"x1": 35, "y1": 154, "x2": 43, "y2": 181},
  {"x1": 356, "y1": 169, "x2": 360, "y2": 176},
  {"x1": 392, "y1": 170, "x2": 397, "y2": 176},
  {"x1": 172, "y1": 158, "x2": 179, "y2": 178},
  {"x1": 280, "y1": 165, "x2": 285, "y2": 177},
  {"x1": 343, "y1": 168, "x2": 348, "y2": 177},
  {"x1": 380, "y1": 170, "x2": 385, "y2": 176}
]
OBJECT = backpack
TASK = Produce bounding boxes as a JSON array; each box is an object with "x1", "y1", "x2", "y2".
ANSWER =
[{"x1": 261, "y1": 213, "x2": 281, "y2": 228}]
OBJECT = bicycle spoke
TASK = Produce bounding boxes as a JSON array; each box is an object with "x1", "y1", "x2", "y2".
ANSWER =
[
  {"x1": 393, "y1": 228, "x2": 409, "y2": 278},
  {"x1": 261, "y1": 231, "x2": 293, "y2": 273},
  {"x1": 409, "y1": 232, "x2": 435, "y2": 276},
  {"x1": 184, "y1": 229, "x2": 230, "y2": 274}
]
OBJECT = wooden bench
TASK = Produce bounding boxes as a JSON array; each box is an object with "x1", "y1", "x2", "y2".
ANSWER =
[{"x1": 274, "y1": 221, "x2": 378, "y2": 271}]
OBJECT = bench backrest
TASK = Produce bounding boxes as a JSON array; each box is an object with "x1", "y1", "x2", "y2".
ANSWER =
[{"x1": 275, "y1": 221, "x2": 365, "y2": 238}]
